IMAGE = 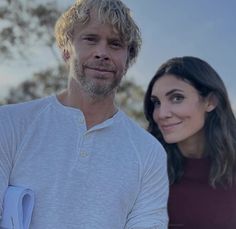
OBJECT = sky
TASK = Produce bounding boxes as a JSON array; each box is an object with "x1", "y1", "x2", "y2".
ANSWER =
[{"x1": 0, "y1": 0, "x2": 235, "y2": 108}]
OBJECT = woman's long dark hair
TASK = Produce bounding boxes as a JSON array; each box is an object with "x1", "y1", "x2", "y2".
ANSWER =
[{"x1": 144, "y1": 56, "x2": 236, "y2": 187}]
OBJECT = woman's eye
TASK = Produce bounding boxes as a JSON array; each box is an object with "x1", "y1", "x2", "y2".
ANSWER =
[
  {"x1": 151, "y1": 99, "x2": 161, "y2": 108},
  {"x1": 171, "y1": 95, "x2": 184, "y2": 103}
]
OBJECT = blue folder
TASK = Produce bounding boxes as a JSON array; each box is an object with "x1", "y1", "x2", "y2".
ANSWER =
[{"x1": 0, "y1": 186, "x2": 34, "y2": 229}]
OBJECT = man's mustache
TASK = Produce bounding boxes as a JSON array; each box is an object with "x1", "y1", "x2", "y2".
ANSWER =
[{"x1": 83, "y1": 61, "x2": 116, "y2": 72}]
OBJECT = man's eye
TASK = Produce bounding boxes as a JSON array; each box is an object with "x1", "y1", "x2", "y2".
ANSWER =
[
  {"x1": 111, "y1": 41, "x2": 123, "y2": 48},
  {"x1": 83, "y1": 37, "x2": 96, "y2": 42}
]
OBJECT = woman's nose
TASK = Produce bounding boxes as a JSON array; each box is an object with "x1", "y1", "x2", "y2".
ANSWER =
[{"x1": 154, "y1": 104, "x2": 172, "y2": 120}]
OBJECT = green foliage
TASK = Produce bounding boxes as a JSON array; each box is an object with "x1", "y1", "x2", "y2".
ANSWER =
[{"x1": 0, "y1": 0, "x2": 61, "y2": 60}]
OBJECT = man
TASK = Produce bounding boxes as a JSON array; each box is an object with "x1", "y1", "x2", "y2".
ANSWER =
[{"x1": 0, "y1": 0, "x2": 169, "y2": 228}]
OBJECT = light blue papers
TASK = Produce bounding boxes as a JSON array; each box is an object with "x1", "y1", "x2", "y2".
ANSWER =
[{"x1": 0, "y1": 186, "x2": 34, "y2": 229}]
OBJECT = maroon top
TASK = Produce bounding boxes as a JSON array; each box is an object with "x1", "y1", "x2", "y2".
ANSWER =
[{"x1": 168, "y1": 157, "x2": 236, "y2": 229}]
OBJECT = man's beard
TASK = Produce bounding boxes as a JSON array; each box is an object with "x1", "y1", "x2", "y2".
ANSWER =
[{"x1": 73, "y1": 59, "x2": 122, "y2": 98}]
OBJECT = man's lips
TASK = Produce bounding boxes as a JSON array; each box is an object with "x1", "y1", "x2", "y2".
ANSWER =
[{"x1": 85, "y1": 66, "x2": 115, "y2": 73}]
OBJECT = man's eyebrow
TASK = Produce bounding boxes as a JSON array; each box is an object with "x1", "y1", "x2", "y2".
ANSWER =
[
  {"x1": 80, "y1": 33, "x2": 98, "y2": 37},
  {"x1": 80, "y1": 33, "x2": 123, "y2": 41}
]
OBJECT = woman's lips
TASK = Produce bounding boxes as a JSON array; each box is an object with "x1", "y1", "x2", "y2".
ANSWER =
[{"x1": 160, "y1": 122, "x2": 182, "y2": 132}]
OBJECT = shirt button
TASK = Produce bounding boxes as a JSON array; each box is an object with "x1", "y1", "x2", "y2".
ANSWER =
[{"x1": 80, "y1": 151, "x2": 88, "y2": 157}]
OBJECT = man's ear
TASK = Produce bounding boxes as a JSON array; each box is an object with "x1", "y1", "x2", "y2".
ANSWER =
[
  {"x1": 63, "y1": 49, "x2": 70, "y2": 62},
  {"x1": 124, "y1": 57, "x2": 130, "y2": 75},
  {"x1": 205, "y1": 93, "x2": 218, "y2": 112}
]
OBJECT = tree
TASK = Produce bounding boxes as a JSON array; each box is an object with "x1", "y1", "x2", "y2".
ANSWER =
[{"x1": 0, "y1": 0, "x2": 61, "y2": 61}]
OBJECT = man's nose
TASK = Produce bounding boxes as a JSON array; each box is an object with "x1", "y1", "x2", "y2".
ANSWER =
[{"x1": 94, "y1": 43, "x2": 110, "y2": 60}]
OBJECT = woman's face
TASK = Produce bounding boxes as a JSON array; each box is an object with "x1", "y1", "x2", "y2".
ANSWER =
[{"x1": 151, "y1": 74, "x2": 214, "y2": 148}]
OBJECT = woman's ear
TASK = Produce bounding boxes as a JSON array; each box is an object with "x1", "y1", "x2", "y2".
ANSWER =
[{"x1": 205, "y1": 93, "x2": 218, "y2": 112}]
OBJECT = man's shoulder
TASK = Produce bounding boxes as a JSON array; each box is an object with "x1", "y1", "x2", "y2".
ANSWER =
[
  {"x1": 118, "y1": 111, "x2": 162, "y2": 147},
  {"x1": 120, "y1": 111, "x2": 150, "y2": 134},
  {"x1": 118, "y1": 111, "x2": 167, "y2": 169},
  {"x1": 0, "y1": 96, "x2": 54, "y2": 122}
]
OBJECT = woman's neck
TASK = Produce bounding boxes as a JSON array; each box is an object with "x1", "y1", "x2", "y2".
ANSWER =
[{"x1": 177, "y1": 130, "x2": 205, "y2": 159}]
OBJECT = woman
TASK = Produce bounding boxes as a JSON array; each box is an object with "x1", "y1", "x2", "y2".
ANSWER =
[{"x1": 144, "y1": 56, "x2": 236, "y2": 229}]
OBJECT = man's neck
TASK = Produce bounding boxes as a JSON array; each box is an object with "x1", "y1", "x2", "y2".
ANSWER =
[{"x1": 57, "y1": 88, "x2": 117, "y2": 130}]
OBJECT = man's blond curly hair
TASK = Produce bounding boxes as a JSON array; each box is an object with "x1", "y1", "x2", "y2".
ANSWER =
[{"x1": 54, "y1": 0, "x2": 142, "y2": 68}]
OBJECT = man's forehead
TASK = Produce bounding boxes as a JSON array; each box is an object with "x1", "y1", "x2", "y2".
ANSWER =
[
  {"x1": 76, "y1": 19, "x2": 122, "y2": 39},
  {"x1": 87, "y1": 10, "x2": 121, "y2": 34}
]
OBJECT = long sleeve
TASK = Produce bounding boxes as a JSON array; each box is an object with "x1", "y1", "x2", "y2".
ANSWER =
[{"x1": 0, "y1": 108, "x2": 15, "y2": 219}]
